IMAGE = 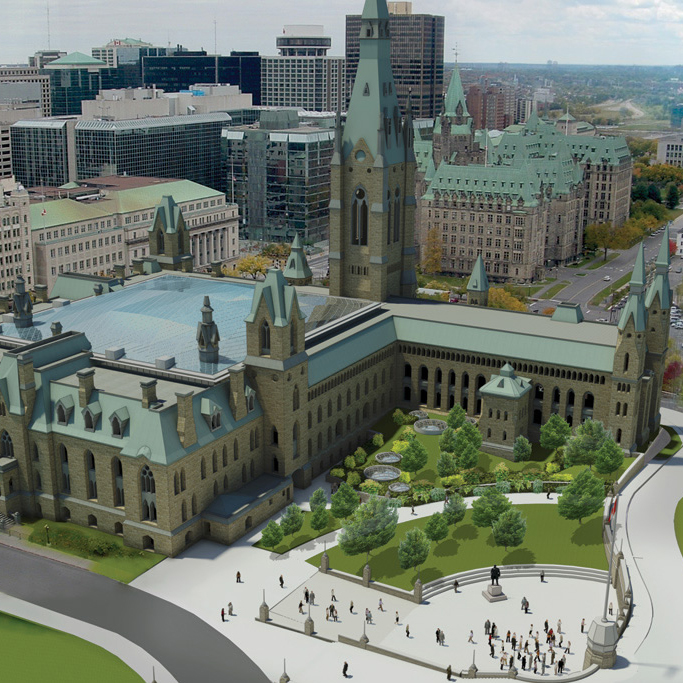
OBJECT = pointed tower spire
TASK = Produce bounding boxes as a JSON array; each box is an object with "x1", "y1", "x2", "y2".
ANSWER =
[
  {"x1": 646, "y1": 224, "x2": 672, "y2": 310},
  {"x1": 467, "y1": 255, "x2": 489, "y2": 307},
  {"x1": 618, "y1": 244, "x2": 647, "y2": 331},
  {"x1": 443, "y1": 66, "x2": 469, "y2": 119},
  {"x1": 197, "y1": 295, "x2": 220, "y2": 364},
  {"x1": 283, "y1": 234, "x2": 313, "y2": 286}
]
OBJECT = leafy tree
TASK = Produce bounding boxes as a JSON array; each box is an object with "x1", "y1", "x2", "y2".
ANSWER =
[
  {"x1": 310, "y1": 504, "x2": 330, "y2": 533},
  {"x1": 647, "y1": 183, "x2": 662, "y2": 204},
  {"x1": 492, "y1": 508, "x2": 527, "y2": 551},
  {"x1": 397, "y1": 527, "x2": 431, "y2": 582},
  {"x1": 338, "y1": 496, "x2": 399, "y2": 564},
  {"x1": 539, "y1": 414, "x2": 572, "y2": 451},
  {"x1": 436, "y1": 451, "x2": 457, "y2": 478},
  {"x1": 564, "y1": 419, "x2": 609, "y2": 469},
  {"x1": 488, "y1": 287, "x2": 526, "y2": 311},
  {"x1": 424, "y1": 511, "x2": 449, "y2": 544},
  {"x1": 330, "y1": 482, "x2": 360, "y2": 519},
  {"x1": 513, "y1": 435, "x2": 532, "y2": 463},
  {"x1": 260, "y1": 520, "x2": 283, "y2": 548},
  {"x1": 446, "y1": 404, "x2": 467, "y2": 431},
  {"x1": 594, "y1": 437, "x2": 624, "y2": 475},
  {"x1": 455, "y1": 421, "x2": 483, "y2": 453},
  {"x1": 443, "y1": 493, "x2": 467, "y2": 526},
  {"x1": 354, "y1": 448, "x2": 367, "y2": 466},
  {"x1": 665, "y1": 183, "x2": 681, "y2": 210},
  {"x1": 471, "y1": 487, "x2": 512, "y2": 528},
  {"x1": 372, "y1": 433, "x2": 384, "y2": 448},
  {"x1": 438, "y1": 427, "x2": 458, "y2": 454},
  {"x1": 557, "y1": 468, "x2": 604, "y2": 524},
  {"x1": 235, "y1": 254, "x2": 270, "y2": 279},
  {"x1": 279, "y1": 504, "x2": 304, "y2": 537},
  {"x1": 309, "y1": 487, "x2": 328, "y2": 512},
  {"x1": 422, "y1": 226, "x2": 442, "y2": 275},
  {"x1": 393, "y1": 409, "x2": 407, "y2": 425},
  {"x1": 584, "y1": 222, "x2": 616, "y2": 260},
  {"x1": 344, "y1": 455, "x2": 356, "y2": 469},
  {"x1": 347, "y1": 471, "x2": 361, "y2": 486},
  {"x1": 456, "y1": 442, "x2": 480, "y2": 471},
  {"x1": 401, "y1": 440, "x2": 429, "y2": 474}
]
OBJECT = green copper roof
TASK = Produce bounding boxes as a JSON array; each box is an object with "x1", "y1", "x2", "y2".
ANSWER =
[
  {"x1": 149, "y1": 195, "x2": 184, "y2": 235},
  {"x1": 342, "y1": 0, "x2": 406, "y2": 166},
  {"x1": 645, "y1": 226, "x2": 672, "y2": 310},
  {"x1": 245, "y1": 268, "x2": 305, "y2": 328},
  {"x1": 467, "y1": 255, "x2": 489, "y2": 293},
  {"x1": 48, "y1": 52, "x2": 107, "y2": 67},
  {"x1": 618, "y1": 245, "x2": 647, "y2": 332},
  {"x1": 551, "y1": 302, "x2": 584, "y2": 324},
  {"x1": 480, "y1": 364, "x2": 531, "y2": 399},
  {"x1": 631, "y1": 243, "x2": 646, "y2": 290},
  {"x1": 443, "y1": 67, "x2": 469, "y2": 119},
  {"x1": 283, "y1": 234, "x2": 313, "y2": 281},
  {"x1": 50, "y1": 274, "x2": 124, "y2": 301}
]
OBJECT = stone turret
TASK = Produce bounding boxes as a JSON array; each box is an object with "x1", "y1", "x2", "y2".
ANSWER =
[
  {"x1": 283, "y1": 234, "x2": 313, "y2": 286},
  {"x1": 148, "y1": 195, "x2": 193, "y2": 272},
  {"x1": 196, "y1": 296, "x2": 220, "y2": 364},
  {"x1": 467, "y1": 255, "x2": 489, "y2": 307},
  {"x1": 12, "y1": 275, "x2": 33, "y2": 328}
]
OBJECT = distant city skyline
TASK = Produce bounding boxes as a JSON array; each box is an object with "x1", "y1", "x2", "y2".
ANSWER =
[{"x1": 2, "y1": 0, "x2": 681, "y2": 67}]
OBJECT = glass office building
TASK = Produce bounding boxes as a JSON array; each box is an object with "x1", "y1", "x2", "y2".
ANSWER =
[{"x1": 75, "y1": 113, "x2": 229, "y2": 191}]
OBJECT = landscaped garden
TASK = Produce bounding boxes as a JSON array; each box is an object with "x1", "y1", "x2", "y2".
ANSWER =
[
  {"x1": 253, "y1": 509, "x2": 341, "y2": 554},
  {"x1": 1, "y1": 611, "x2": 143, "y2": 682},
  {"x1": 26, "y1": 519, "x2": 164, "y2": 583}
]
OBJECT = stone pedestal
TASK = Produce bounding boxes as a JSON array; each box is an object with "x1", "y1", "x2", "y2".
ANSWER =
[
  {"x1": 320, "y1": 552, "x2": 329, "y2": 573},
  {"x1": 304, "y1": 617, "x2": 315, "y2": 636},
  {"x1": 413, "y1": 578, "x2": 423, "y2": 604},
  {"x1": 360, "y1": 633, "x2": 369, "y2": 647},
  {"x1": 583, "y1": 617, "x2": 618, "y2": 669},
  {"x1": 258, "y1": 601, "x2": 270, "y2": 622},
  {"x1": 362, "y1": 563, "x2": 371, "y2": 587},
  {"x1": 482, "y1": 584, "x2": 507, "y2": 602},
  {"x1": 279, "y1": 674, "x2": 290, "y2": 683}
]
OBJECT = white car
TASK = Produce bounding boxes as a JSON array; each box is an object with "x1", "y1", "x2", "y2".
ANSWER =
[{"x1": 603, "y1": 276, "x2": 611, "y2": 282}]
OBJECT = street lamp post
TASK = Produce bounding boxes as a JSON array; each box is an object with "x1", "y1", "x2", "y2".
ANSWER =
[{"x1": 44, "y1": 524, "x2": 50, "y2": 545}]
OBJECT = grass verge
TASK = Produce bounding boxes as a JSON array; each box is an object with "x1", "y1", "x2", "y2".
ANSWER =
[
  {"x1": 253, "y1": 511, "x2": 341, "y2": 554},
  {"x1": 26, "y1": 519, "x2": 164, "y2": 583},
  {"x1": 544, "y1": 281, "x2": 571, "y2": 299},
  {"x1": 655, "y1": 426, "x2": 682, "y2": 460},
  {"x1": 0, "y1": 611, "x2": 143, "y2": 682},
  {"x1": 307, "y1": 504, "x2": 607, "y2": 590},
  {"x1": 675, "y1": 498, "x2": 683, "y2": 560},
  {"x1": 590, "y1": 272, "x2": 632, "y2": 306}
]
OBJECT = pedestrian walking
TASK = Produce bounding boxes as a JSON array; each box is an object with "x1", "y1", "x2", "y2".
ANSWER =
[
  {"x1": 533, "y1": 658, "x2": 538, "y2": 674},
  {"x1": 522, "y1": 655, "x2": 527, "y2": 671},
  {"x1": 542, "y1": 652, "x2": 547, "y2": 675},
  {"x1": 550, "y1": 647, "x2": 556, "y2": 664},
  {"x1": 343, "y1": 661, "x2": 349, "y2": 678},
  {"x1": 378, "y1": 598, "x2": 384, "y2": 612},
  {"x1": 440, "y1": 630, "x2": 446, "y2": 646},
  {"x1": 492, "y1": 623, "x2": 498, "y2": 638},
  {"x1": 279, "y1": 574, "x2": 284, "y2": 588},
  {"x1": 468, "y1": 630, "x2": 474, "y2": 643},
  {"x1": 560, "y1": 655, "x2": 566, "y2": 673},
  {"x1": 559, "y1": 635, "x2": 564, "y2": 649},
  {"x1": 395, "y1": 611, "x2": 399, "y2": 625},
  {"x1": 436, "y1": 628, "x2": 442, "y2": 644},
  {"x1": 236, "y1": 571, "x2": 242, "y2": 583},
  {"x1": 490, "y1": 643, "x2": 495, "y2": 658},
  {"x1": 221, "y1": 608, "x2": 225, "y2": 622},
  {"x1": 406, "y1": 624, "x2": 410, "y2": 638},
  {"x1": 557, "y1": 618, "x2": 562, "y2": 633},
  {"x1": 554, "y1": 661, "x2": 559, "y2": 675},
  {"x1": 310, "y1": 591, "x2": 315, "y2": 605},
  {"x1": 304, "y1": 587, "x2": 310, "y2": 604},
  {"x1": 540, "y1": 569, "x2": 545, "y2": 582},
  {"x1": 331, "y1": 589, "x2": 337, "y2": 602},
  {"x1": 485, "y1": 618, "x2": 491, "y2": 635},
  {"x1": 228, "y1": 602, "x2": 233, "y2": 616},
  {"x1": 411, "y1": 505, "x2": 416, "y2": 515},
  {"x1": 333, "y1": 606, "x2": 338, "y2": 622},
  {"x1": 511, "y1": 634, "x2": 517, "y2": 651},
  {"x1": 506, "y1": 630, "x2": 511, "y2": 643},
  {"x1": 581, "y1": 617, "x2": 586, "y2": 633},
  {"x1": 446, "y1": 664, "x2": 453, "y2": 680},
  {"x1": 326, "y1": 607, "x2": 330, "y2": 621},
  {"x1": 350, "y1": 600, "x2": 354, "y2": 614},
  {"x1": 298, "y1": 601, "x2": 304, "y2": 614},
  {"x1": 609, "y1": 601, "x2": 613, "y2": 616},
  {"x1": 565, "y1": 641, "x2": 571, "y2": 654},
  {"x1": 546, "y1": 488, "x2": 551, "y2": 499},
  {"x1": 544, "y1": 619, "x2": 549, "y2": 633},
  {"x1": 500, "y1": 653, "x2": 507, "y2": 671},
  {"x1": 453, "y1": 579, "x2": 459, "y2": 593}
]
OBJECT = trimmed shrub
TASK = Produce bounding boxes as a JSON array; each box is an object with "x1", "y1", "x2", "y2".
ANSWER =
[
  {"x1": 344, "y1": 456, "x2": 356, "y2": 470},
  {"x1": 372, "y1": 433, "x2": 385, "y2": 448},
  {"x1": 440, "y1": 473, "x2": 465, "y2": 489},
  {"x1": 495, "y1": 480, "x2": 511, "y2": 494},
  {"x1": 430, "y1": 487, "x2": 447, "y2": 501},
  {"x1": 398, "y1": 471, "x2": 411, "y2": 484},
  {"x1": 532, "y1": 479, "x2": 544, "y2": 494},
  {"x1": 359, "y1": 480, "x2": 383, "y2": 495},
  {"x1": 545, "y1": 462, "x2": 561, "y2": 475},
  {"x1": 330, "y1": 468, "x2": 345, "y2": 479},
  {"x1": 549, "y1": 472, "x2": 574, "y2": 482},
  {"x1": 402, "y1": 427, "x2": 417, "y2": 441},
  {"x1": 347, "y1": 471, "x2": 361, "y2": 486},
  {"x1": 392, "y1": 409, "x2": 407, "y2": 425},
  {"x1": 354, "y1": 448, "x2": 367, "y2": 466},
  {"x1": 493, "y1": 462, "x2": 510, "y2": 481},
  {"x1": 391, "y1": 440, "x2": 410, "y2": 454},
  {"x1": 473, "y1": 486, "x2": 488, "y2": 496}
]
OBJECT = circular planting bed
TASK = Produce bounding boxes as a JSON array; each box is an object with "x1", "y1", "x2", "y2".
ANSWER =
[
  {"x1": 363, "y1": 465, "x2": 401, "y2": 482},
  {"x1": 409, "y1": 409, "x2": 429, "y2": 420},
  {"x1": 414, "y1": 418, "x2": 447, "y2": 435},
  {"x1": 375, "y1": 451, "x2": 402, "y2": 465},
  {"x1": 388, "y1": 482, "x2": 410, "y2": 494}
]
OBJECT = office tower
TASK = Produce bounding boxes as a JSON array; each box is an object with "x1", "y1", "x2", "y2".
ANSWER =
[
  {"x1": 261, "y1": 26, "x2": 345, "y2": 112},
  {"x1": 0, "y1": 67, "x2": 52, "y2": 116},
  {"x1": 345, "y1": 1, "x2": 443, "y2": 117},
  {"x1": 91, "y1": 38, "x2": 175, "y2": 88},
  {"x1": 222, "y1": 110, "x2": 334, "y2": 242},
  {"x1": 0, "y1": 101, "x2": 41, "y2": 179},
  {"x1": 45, "y1": 53, "x2": 118, "y2": 116},
  {"x1": 10, "y1": 118, "x2": 78, "y2": 187},
  {"x1": 657, "y1": 134, "x2": 683, "y2": 168},
  {"x1": 466, "y1": 83, "x2": 517, "y2": 130},
  {"x1": 28, "y1": 50, "x2": 66, "y2": 68},
  {"x1": 0, "y1": 184, "x2": 33, "y2": 292},
  {"x1": 142, "y1": 50, "x2": 262, "y2": 104},
  {"x1": 75, "y1": 113, "x2": 229, "y2": 191}
]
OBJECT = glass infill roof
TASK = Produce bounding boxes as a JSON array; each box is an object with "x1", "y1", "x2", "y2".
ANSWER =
[{"x1": 1, "y1": 274, "x2": 374, "y2": 374}]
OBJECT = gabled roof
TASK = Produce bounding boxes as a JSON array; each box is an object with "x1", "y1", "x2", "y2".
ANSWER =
[
  {"x1": 467, "y1": 255, "x2": 489, "y2": 293},
  {"x1": 244, "y1": 268, "x2": 305, "y2": 328},
  {"x1": 149, "y1": 195, "x2": 184, "y2": 235},
  {"x1": 283, "y1": 234, "x2": 313, "y2": 281}
]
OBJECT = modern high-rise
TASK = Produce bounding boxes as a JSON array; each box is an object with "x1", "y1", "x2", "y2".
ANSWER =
[
  {"x1": 0, "y1": 67, "x2": 52, "y2": 116},
  {"x1": 91, "y1": 38, "x2": 174, "y2": 89},
  {"x1": 28, "y1": 50, "x2": 66, "y2": 69},
  {"x1": 142, "y1": 51, "x2": 262, "y2": 105},
  {"x1": 261, "y1": 26, "x2": 346, "y2": 112},
  {"x1": 466, "y1": 83, "x2": 517, "y2": 130},
  {"x1": 222, "y1": 110, "x2": 334, "y2": 242},
  {"x1": 74, "y1": 113, "x2": 229, "y2": 191},
  {"x1": 345, "y1": 1, "x2": 444, "y2": 117}
]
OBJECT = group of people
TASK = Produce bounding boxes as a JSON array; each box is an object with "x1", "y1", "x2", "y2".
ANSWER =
[{"x1": 480, "y1": 614, "x2": 573, "y2": 675}]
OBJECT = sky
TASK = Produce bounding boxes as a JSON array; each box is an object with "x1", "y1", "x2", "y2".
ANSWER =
[{"x1": 1, "y1": 0, "x2": 682, "y2": 66}]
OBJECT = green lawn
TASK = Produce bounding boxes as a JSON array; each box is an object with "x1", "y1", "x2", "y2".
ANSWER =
[
  {"x1": 675, "y1": 498, "x2": 683, "y2": 559},
  {"x1": 591, "y1": 272, "x2": 632, "y2": 306},
  {"x1": 544, "y1": 281, "x2": 571, "y2": 299},
  {"x1": 26, "y1": 519, "x2": 164, "y2": 583},
  {"x1": 656, "y1": 426, "x2": 682, "y2": 460},
  {"x1": 587, "y1": 253, "x2": 618, "y2": 270},
  {"x1": 563, "y1": 458, "x2": 636, "y2": 483},
  {"x1": 253, "y1": 510, "x2": 341, "y2": 554},
  {"x1": 1, "y1": 611, "x2": 143, "y2": 682},
  {"x1": 308, "y1": 504, "x2": 607, "y2": 590}
]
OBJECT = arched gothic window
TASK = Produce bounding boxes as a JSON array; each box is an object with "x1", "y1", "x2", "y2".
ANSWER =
[
  {"x1": 393, "y1": 187, "x2": 401, "y2": 242},
  {"x1": 140, "y1": 465, "x2": 157, "y2": 521},
  {"x1": 352, "y1": 187, "x2": 368, "y2": 246},
  {"x1": 0, "y1": 431, "x2": 13, "y2": 459},
  {"x1": 261, "y1": 321, "x2": 271, "y2": 355}
]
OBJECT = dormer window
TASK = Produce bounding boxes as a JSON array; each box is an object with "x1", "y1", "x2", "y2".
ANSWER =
[
  {"x1": 84, "y1": 410, "x2": 94, "y2": 431},
  {"x1": 201, "y1": 398, "x2": 222, "y2": 431},
  {"x1": 82, "y1": 402, "x2": 102, "y2": 433},
  {"x1": 109, "y1": 407, "x2": 130, "y2": 439},
  {"x1": 248, "y1": 395, "x2": 255, "y2": 412},
  {"x1": 55, "y1": 396, "x2": 74, "y2": 426},
  {"x1": 210, "y1": 409, "x2": 221, "y2": 431},
  {"x1": 112, "y1": 416, "x2": 122, "y2": 437}
]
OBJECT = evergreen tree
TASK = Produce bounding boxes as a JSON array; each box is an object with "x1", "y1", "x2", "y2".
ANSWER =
[
  {"x1": 564, "y1": 419, "x2": 609, "y2": 469},
  {"x1": 309, "y1": 487, "x2": 328, "y2": 512},
  {"x1": 492, "y1": 508, "x2": 527, "y2": 551},
  {"x1": 446, "y1": 404, "x2": 467, "y2": 431},
  {"x1": 310, "y1": 504, "x2": 330, "y2": 533},
  {"x1": 513, "y1": 435, "x2": 532, "y2": 462},
  {"x1": 260, "y1": 520, "x2": 283, "y2": 549},
  {"x1": 438, "y1": 427, "x2": 458, "y2": 454},
  {"x1": 397, "y1": 527, "x2": 431, "y2": 582},
  {"x1": 338, "y1": 496, "x2": 399, "y2": 564},
  {"x1": 471, "y1": 487, "x2": 512, "y2": 528},
  {"x1": 456, "y1": 441, "x2": 479, "y2": 471},
  {"x1": 665, "y1": 183, "x2": 681, "y2": 210},
  {"x1": 424, "y1": 511, "x2": 449, "y2": 544},
  {"x1": 279, "y1": 504, "x2": 304, "y2": 537},
  {"x1": 330, "y1": 482, "x2": 360, "y2": 519},
  {"x1": 557, "y1": 468, "x2": 604, "y2": 524},
  {"x1": 443, "y1": 493, "x2": 467, "y2": 526},
  {"x1": 454, "y1": 422, "x2": 483, "y2": 453},
  {"x1": 539, "y1": 414, "x2": 572, "y2": 450},
  {"x1": 594, "y1": 437, "x2": 624, "y2": 475},
  {"x1": 436, "y1": 451, "x2": 457, "y2": 478},
  {"x1": 402, "y1": 440, "x2": 429, "y2": 474}
]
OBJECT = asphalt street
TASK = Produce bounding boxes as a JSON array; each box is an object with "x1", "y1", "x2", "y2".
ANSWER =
[{"x1": 0, "y1": 545, "x2": 269, "y2": 683}]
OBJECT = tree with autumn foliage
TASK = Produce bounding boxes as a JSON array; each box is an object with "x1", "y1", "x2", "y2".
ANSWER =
[
  {"x1": 235, "y1": 254, "x2": 271, "y2": 279},
  {"x1": 488, "y1": 288, "x2": 526, "y2": 312},
  {"x1": 422, "y1": 226, "x2": 442, "y2": 276},
  {"x1": 584, "y1": 222, "x2": 617, "y2": 260},
  {"x1": 664, "y1": 359, "x2": 683, "y2": 393}
]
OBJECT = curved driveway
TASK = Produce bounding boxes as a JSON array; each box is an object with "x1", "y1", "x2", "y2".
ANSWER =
[{"x1": 0, "y1": 545, "x2": 269, "y2": 683}]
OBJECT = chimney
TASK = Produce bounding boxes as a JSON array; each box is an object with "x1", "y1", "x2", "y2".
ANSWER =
[
  {"x1": 35, "y1": 284, "x2": 49, "y2": 303},
  {"x1": 114, "y1": 263, "x2": 127, "y2": 279},
  {"x1": 93, "y1": 284, "x2": 103, "y2": 296},
  {"x1": 77, "y1": 368, "x2": 95, "y2": 408},
  {"x1": 51, "y1": 321, "x2": 62, "y2": 336},
  {"x1": 175, "y1": 390, "x2": 197, "y2": 448},
  {"x1": 141, "y1": 379, "x2": 158, "y2": 409}
]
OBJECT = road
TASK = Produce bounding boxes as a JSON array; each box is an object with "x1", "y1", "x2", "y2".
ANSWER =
[{"x1": 0, "y1": 545, "x2": 270, "y2": 683}]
